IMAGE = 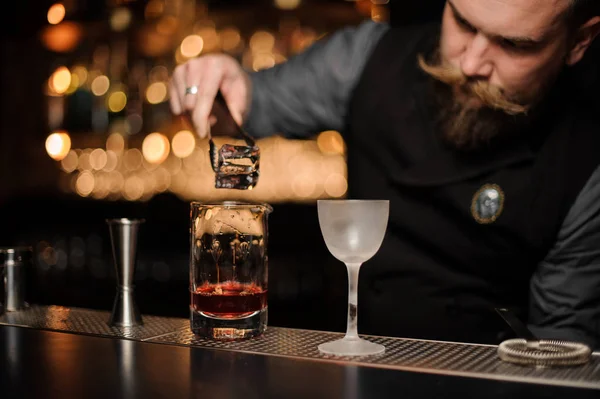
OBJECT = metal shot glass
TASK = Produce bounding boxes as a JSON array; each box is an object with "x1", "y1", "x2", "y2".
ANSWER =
[{"x1": 106, "y1": 219, "x2": 144, "y2": 327}]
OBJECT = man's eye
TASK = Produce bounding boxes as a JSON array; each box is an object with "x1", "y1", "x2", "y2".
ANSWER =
[
  {"x1": 456, "y1": 17, "x2": 476, "y2": 33},
  {"x1": 500, "y1": 39, "x2": 535, "y2": 53},
  {"x1": 502, "y1": 39, "x2": 519, "y2": 48}
]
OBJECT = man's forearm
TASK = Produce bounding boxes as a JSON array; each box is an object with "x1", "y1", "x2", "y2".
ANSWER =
[
  {"x1": 243, "y1": 20, "x2": 389, "y2": 139},
  {"x1": 528, "y1": 165, "x2": 600, "y2": 349}
]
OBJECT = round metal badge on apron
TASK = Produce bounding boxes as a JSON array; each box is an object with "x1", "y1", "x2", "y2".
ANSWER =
[{"x1": 471, "y1": 184, "x2": 505, "y2": 224}]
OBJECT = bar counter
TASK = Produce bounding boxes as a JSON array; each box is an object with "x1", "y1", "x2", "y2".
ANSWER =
[{"x1": 1, "y1": 306, "x2": 598, "y2": 398}]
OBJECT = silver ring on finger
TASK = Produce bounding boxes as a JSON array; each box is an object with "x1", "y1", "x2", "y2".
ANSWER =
[{"x1": 185, "y1": 86, "x2": 199, "y2": 95}]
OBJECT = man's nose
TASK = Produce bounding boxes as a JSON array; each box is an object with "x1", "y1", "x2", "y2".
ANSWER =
[{"x1": 460, "y1": 33, "x2": 493, "y2": 78}]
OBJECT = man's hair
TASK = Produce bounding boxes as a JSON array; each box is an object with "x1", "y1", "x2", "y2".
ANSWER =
[{"x1": 568, "y1": 0, "x2": 600, "y2": 26}]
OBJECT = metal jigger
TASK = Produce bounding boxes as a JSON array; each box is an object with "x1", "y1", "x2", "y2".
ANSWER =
[{"x1": 106, "y1": 218, "x2": 144, "y2": 327}]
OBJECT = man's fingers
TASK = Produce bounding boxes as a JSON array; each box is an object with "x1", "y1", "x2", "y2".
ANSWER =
[
  {"x1": 171, "y1": 64, "x2": 190, "y2": 118},
  {"x1": 183, "y1": 61, "x2": 203, "y2": 112},
  {"x1": 168, "y1": 82, "x2": 182, "y2": 115},
  {"x1": 169, "y1": 54, "x2": 248, "y2": 138},
  {"x1": 191, "y1": 71, "x2": 222, "y2": 138},
  {"x1": 221, "y1": 74, "x2": 248, "y2": 126},
  {"x1": 169, "y1": 66, "x2": 186, "y2": 115}
]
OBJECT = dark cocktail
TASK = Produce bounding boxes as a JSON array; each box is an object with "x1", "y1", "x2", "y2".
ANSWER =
[{"x1": 190, "y1": 202, "x2": 271, "y2": 339}]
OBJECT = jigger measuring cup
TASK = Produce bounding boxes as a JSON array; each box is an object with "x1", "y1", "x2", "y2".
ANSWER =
[{"x1": 106, "y1": 219, "x2": 144, "y2": 327}]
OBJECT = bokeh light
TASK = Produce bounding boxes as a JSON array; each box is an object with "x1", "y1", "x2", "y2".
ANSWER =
[
  {"x1": 75, "y1": 171, "x2": 95, "y2": 197},
  {"x1": 106, "y1": 133, "x2": 125, "y2": 154},
  {"x1": 91, "y1": 75, "x2": 110, "y2": 96},
  {"x1": 324, "y1": 173, "x2": 348, "y2": 197},
  {"x1": 107, "y1": 91, "x2": 127, "y2": 112},
  {"x1": 220, "y1": 28, "x2": 241, "y2": 52},
  {"x1": 89, "y1": 149, "x2": 108, "y2": 170},
  {"x1": 77, "y1": 149, "x2": 93, "y2": 171},
  {"x1": 146, "y1": 82, "x2": 168, "y2": 104},
  {"x1": 45, "y1": 132, "x2": 71, "y2": 161},
  {"x1": 174, "y1": 47, "x2": 187, "y2": 65},
  {"x1": 163, "y1": 155, "x2": 182, "y2": 175},
  {"x1": 154, "y1": 167, "x2": 172, "y2": 192},
  {"x1": 41, "y1": 22, "x2": 82, "y2": 53},
  {"x1": 49, "y1": 66, "x2": 71, "y2": 94},
  {"x1": 65, "y1": 73, "x2": 79, "y2": 94},
  {"x1": 292, "y1": 174, "x2": 316, "y2": 198},
  {"x1": 172, "y1": 130, "x2": 196, "y2": 158},
  {"x1": 149, "y1": 66, "x2": 169, "y2": 83},
  {"x1": 123, "y1": 149, "x2": 143, "y2": 171},
  {"x1": 197, "y1": 27, "x2": 219, "y2": 52},
  {"x1": 142, "y1": 133, "x2": 170, "y2": 164},
  {"x1": 317, "y1": 130, "x2": 345, "y2": 155},
  {"x1": 104, "y1": 150, "x2": 118, "y2": 172},
  {"x1": 110, "y1": 7, "x2": 132, "y2": 32},
  {"x1": 60, "y1": 150, "x2": 78, "y2": 172},
  {"x1": 108, "y1": 171, "x2": 125, "y2": 193},
  {"x1": 253, "y1": 53, "x2": 276, "y2": 71},
  {"x1": 47, "y1": 3, "x2": 66, "y2": 25},
  {"x1": 250, "y1": 31, "x2": 275, "y2": 53},
  {"x1": 180, "y1": 35, "x2": 204, "y2": 58},
  {"x1": 71, "y1": 65, "x2": 88, "y2": 86},
  {"x1": 123, "y1": 176, "x2": 144, "y2": 201},
  {"x1": 274, "y1": 0, "x2": 302, "y2": 10}
]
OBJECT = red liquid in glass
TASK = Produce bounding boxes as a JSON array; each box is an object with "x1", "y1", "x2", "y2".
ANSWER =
[{"x1": 192, "y1": 281, "x2": 267, "y2": 318}]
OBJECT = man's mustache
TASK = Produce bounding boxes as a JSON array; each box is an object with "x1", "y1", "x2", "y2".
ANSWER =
[{"x1": 417, "y1": 54, "x2": 529, "y2": 116}]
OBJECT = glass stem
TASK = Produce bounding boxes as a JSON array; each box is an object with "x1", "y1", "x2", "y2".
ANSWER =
[{"x1": 345, "y1": 262, "x2": 361, "y2": 340}]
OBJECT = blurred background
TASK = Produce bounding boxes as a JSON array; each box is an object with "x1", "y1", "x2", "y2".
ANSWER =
[{"x1": 15, "y1": 0, "x2": 594, "y2": 332}]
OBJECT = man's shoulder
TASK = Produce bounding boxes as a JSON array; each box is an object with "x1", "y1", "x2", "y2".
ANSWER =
[
  {"x1": 367, "y1": 22, "x2": 439, "y2": 70},
  {"x1": 362, "y1": 22, "x2": 439, "y2": 75},
  {"x1": 391, "y1": 21, "x2": 439, "y2": 35},
  {"x1": 382, "y1": 22, "x2": 440, "y2": 47}
]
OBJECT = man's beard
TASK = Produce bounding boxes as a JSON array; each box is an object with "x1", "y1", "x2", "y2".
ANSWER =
[{"x1": 417, "y1": 52, "x2": 533, "y2": 150}]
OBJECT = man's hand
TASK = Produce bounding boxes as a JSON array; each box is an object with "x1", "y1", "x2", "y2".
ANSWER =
[{"x1": 169, "y1": 54, "x2": 251, "y2": 138}]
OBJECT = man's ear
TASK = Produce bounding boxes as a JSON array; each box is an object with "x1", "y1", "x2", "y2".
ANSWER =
[{"x1": 566, "y1": 16, "x2": 600, "y2": 66}]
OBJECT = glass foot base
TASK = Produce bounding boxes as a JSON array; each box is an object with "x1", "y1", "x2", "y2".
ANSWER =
[
  {"x1": 190, "y1": 307, "x2": 267, "y2": 340},
  {"x1": 318, "y1": 337, "x2": 385, "y2": 356}
]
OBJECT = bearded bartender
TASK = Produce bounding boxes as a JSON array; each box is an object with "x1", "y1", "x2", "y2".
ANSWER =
[{"x1": 170, "y1": 0, "x2": 600, "y2": 348}]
